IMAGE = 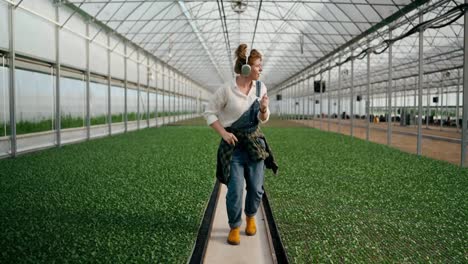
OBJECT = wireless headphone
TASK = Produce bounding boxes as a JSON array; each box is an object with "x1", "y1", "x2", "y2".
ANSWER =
[{"x1": 241, "y1": 52, "x2": 251, "y2": 77}]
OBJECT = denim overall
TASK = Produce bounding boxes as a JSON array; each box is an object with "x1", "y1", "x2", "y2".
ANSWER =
[{"x1": 226, "y1": 81, "x2": 266, "y2": 229}]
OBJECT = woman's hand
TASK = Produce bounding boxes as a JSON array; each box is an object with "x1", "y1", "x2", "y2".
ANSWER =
[
  {"x1": 260, "y1": 94, "x2": 269, "y2": 113},
  {"x1": 222, "y1": 131, "x2": 238, "y2": 146}
]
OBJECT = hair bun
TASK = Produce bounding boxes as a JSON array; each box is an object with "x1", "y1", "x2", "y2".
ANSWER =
[{"x1": 235, "y1": 44, "x2": 248, "y2": 61}]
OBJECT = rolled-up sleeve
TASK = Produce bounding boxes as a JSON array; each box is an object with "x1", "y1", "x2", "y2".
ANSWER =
[
  {"x1": 203, "y1": 87, "x2": 226, "y2": 126},
  {"x1": 257, "y1": 82, "x2": 270, "y2": 123}
]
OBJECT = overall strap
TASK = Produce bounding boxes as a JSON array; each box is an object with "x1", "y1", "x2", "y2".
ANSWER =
[{"x1": 256, "y1": 80, "x2": 261, "y2": 98}]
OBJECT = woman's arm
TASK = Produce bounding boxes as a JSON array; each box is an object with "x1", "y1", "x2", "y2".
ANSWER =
[{"x1": 210, "y1": 120, "x2": 238, "y2": 145}]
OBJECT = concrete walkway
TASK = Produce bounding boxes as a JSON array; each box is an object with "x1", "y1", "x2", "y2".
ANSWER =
[{"x1": 204, "y1": 184, "x2": 275, "y2": 264}]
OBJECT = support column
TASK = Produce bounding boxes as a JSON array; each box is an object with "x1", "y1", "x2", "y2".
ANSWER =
[
  {"x1": 321, "y1": 68, "x2": 325, "y2": 130},
  {"x1": 350, "y1": 53, "x2": 355, "y2": 137},
  {"x1": 162, "y1": 66, "x2": 165, "y2": 125},
  {"x1": 313, "y1": 74, "x2": 316, "y2": 123},
  {"x1": 426, "y1": 81, "x2": 430, "y2": 129},
  {"x1": 107, "y1": 33, "x2": 112, "y2": 135},
  {"x1": 155, "y1": 64, "x2": 158, "y2": 124},
  {"x1": 326, "y1": 70, "x2": 330, "y2": 132},
  {"x1": 86, "y1": 22, "x2": 90, "y2": 140},
  {"x1": 456, "y1": 68, "x2": 461, "y2": 132},
  {"x1": 146, "y1": 56, "x2": 150, "y2": 128},
  {"x1": 338, "y1": 58, "x2": 342, "y2": 133},
  {"x1": 55, "y1": 3, "x2": 61, "y2": 147},
  {"x1": 302, "y1": 73, "x2": 310, "y2": 120},
  {"x1": 8, "y1": 4, "x2": 16, "y2": 157},
  {"x1": 124, "y1": 42, "x2": 128, "y2": 132},
  {"x1": 366, "y1": 47, "x2": 371, "y2": 141},
  {"x1": 440, "y1": 75, "x2": 443, "y2": 131},
  {"x1": 461, "y1": 0, "x2": 468, "y2": 166},
  {"x1": 417, "y1": 10, "x2": 424, "y2": 156},
  {"x1": 387, "y1": 28, "x2": 393, "y2": 146},
  {"x1": 307, "y1": 75, "x2": 310, "y2": 120},
  {"x1": 137, "y1": 51, "x2": 140, "y2": 130}
]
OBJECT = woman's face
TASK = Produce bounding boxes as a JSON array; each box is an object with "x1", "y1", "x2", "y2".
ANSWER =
[{"x1": 250, "y1": 58, "x2": 263, "y2": 80}]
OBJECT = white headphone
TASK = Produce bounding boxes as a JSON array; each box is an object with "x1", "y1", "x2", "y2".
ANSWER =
[{"x1": 241, "y1": 52, "x2": 251, "y2": 77}]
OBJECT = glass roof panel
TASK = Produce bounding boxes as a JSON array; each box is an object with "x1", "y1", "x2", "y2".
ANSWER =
[{"x1": 64, "y1": 0, "x2": 456, "y2": 92}]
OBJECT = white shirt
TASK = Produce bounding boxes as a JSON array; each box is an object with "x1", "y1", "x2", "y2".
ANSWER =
[{"x1": 203, "y1": 80, "x2": 270, "y2": 127}]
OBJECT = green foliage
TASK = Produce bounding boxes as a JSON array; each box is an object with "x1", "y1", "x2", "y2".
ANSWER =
[
  {"x1": 90, "y1": 115, "x2": 107, "y2": 126},
  {"x1": 16, "y1": 118, "x2": 54, "y2": 135},
  {"x1": 0, "y1": 123, "x2": 8, "y2": 137},
  {"x1": 127, "y1": 112, "x2": 137, "y2": 121},
  {"x1": 263, "y1": 127, "x2": 468, "y2": 263},
  {"x1": 112, "y1": 113, "x2": 124, "y2": 123},
  {"x1": 61, "y1": 115, "x2": 84, "y2": 129},
  {"x1": 0, "y1": 126, "x2": 218, "y2": 262}
]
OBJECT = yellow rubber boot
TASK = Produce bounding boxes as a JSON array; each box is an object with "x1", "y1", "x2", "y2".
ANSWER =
[
  {"x1": 245, "y1": 216, "x2": 256, "y2": 236},
  {"x1": 227, "y1": 227, "x2": 240, "y2": 245}
]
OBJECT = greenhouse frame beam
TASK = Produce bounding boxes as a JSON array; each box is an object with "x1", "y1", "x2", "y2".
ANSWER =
[
  {"x1": 417, "y1": 10, "x2": 424, "y2": 156},
  {"x1": 86, "y1": 22, "x2": 91, "y2": 140},
  {"x1": 147, "y1": 56, "x2": 150, "y2": 128},
  {"x1": 273, "y1": 0, "x2": 431, "y2": 92},
  {"x1": 177, "y1": 1, "x2": 225, "y2": 84},
  {"x1": 366, "y1": 45, "x2": 371, "y2": 141},
  {"x1": 8, "y1": 3, "x2": 16, "y2": 157},
  {"x1": 107, "y1": 34, "x2": 112, "y2": 136},
  {"x1": 462, "y1": 0, "x2": 468, "y2": 167},
  {"x1": 124, "y1": 42, "x2": 128, "y2": 132},
  {"x1": 55, "y1": 4, "x2": 61, "y2": 147},
  {"x1": 387, "y1": 28, "x2": 393, "y2": 146},
  {"x1": 137, "y1": 51, "x2": 140, "y2": 130},
  {"x1": 320, "y1": 69, "x2": 324, "y2": 129},
  {"x1": 327, "y1": 69, "x2": 330, "y2": 132},
  {"x1": 350, "y1": 53, "x2": 355, "y2": 137}
]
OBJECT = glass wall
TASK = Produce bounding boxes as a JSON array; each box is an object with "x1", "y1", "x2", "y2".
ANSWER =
[
  {"x1": 15, "y1": 67, "x2": 54, "y2": 135},
  {"x1": 60, "y1": 73, "x2": 85, "y2": 129},
  {"x1": 139, "y1": 88, "x2": 148, "y2": 122},
  {"x1": 111, "y1": 84, "x2": 124, "y2": 123},
  {"x1": 157, "y1": 91, "x2": 163, "y2": 117},
  {"x1": 149, "y1": 92, "x2": 156, "y2": 119},
  {"x1": 0, "y1": 56, "x2": 9, "y2": 156},
  {"x1": 0, "y1": 56, "x2": 9, "y2": 138},
  {"x1": 127, "y1": 87, "x2": 138, "y2": 121},
  {"x1": 90, "y1": 80, "x2": 108, "y2": 126}
]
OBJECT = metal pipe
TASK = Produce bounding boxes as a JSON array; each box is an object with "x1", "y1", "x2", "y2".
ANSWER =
[
  {"x1": 351, "y1": 51, "x2": 355, "y2": 137},
  {"x1": 426, "y1": 79, "x2": 429, "y2": 129},
  {"x1": 307, "y1": 76, "x2": 311, "y2": 121},
  {"x1": 338, "y1": 57, "x2": 342, "y2": 133},
  {"x1": 86, "y1": 22, "x2": 90, "y2": 140},
  {"x1": 312, "y1": 73, "x2": 316, "y2": 123},
  {"x1": 162, "y1": 66, "x2": 165, "y2": 125},
  {"x1": 417, "y1": 10, "x2": 424, "y2": 156},
  {"x1": 137, "y1": 51, "x2": 140, "y2": 130},
  {"x1": 124, "y1": 42, "x2": 128, "y2": 132},
  {"x1": 457, "y1": 68, "x2": 461, "y2": 131},
  {"x1": 320, "y1": 68, "x2": 324, "y2": 129},
  {"x1": 107, "y1": 33, "x2": 112, "y2": 135},
  {"x1": 387, "y1": 28, "x2": 393, "y2": 146},
  {"x1": 462, "y1": 0, "x2": 468, "y2": 167},
  {"x1": 301, "y1": 75, "x2": 310, "y2": 120},
  {"x1": 440, "y1": 75, "x2": 443, "y2": 131},
  {"x1": 326, "y1": 71, "x2": 330, "y2": 132},
  {"x1": 366, "y1": 45, "x2": 371, "y2": 141},
  {"x1": 55, "y1": 4, "x2": 61, "y2": 147},
  {"x1": 147, "y1": 56, "x2": 150, "y2": 128},
  {"x1": 8, "y1": 3, "x2": 16, "y2": 157}
]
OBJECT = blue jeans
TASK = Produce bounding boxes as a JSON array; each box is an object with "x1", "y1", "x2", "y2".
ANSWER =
[{"x1": 226, "y1": 140, "x2": 265, "y2": 229}]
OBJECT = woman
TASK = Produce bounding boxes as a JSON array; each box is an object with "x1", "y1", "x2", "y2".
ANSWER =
[{"x1": 203, "y1": 44, "x2": 277, "y2": 245}]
